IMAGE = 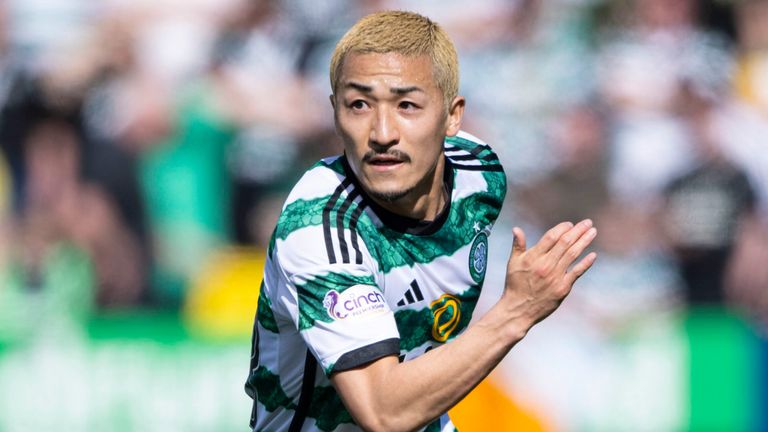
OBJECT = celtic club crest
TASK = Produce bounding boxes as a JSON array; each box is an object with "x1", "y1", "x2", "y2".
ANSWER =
[{"x1": 468, "y1": 232, "x2": 488, "y2": 283}]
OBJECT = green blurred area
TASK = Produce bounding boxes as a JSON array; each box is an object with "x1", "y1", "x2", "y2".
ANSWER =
[
  {"x1": 0, "y1": 306, "x2": 763, "y2": 431},
  {"x1": 686, "y1": 307, "x2": 762, "y2": 431},
  {"x1": 0, "y1": 311, "x2": 250, "y2": 432}
]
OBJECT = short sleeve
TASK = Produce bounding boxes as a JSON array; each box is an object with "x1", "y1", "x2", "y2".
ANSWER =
[{"x1": 272, "y1": 225, "x2": 400, "y2": 376}]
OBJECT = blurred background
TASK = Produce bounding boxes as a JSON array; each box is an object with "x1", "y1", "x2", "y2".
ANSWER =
[{"x1": 0, "y1": 0, "x2": 766, "y2": 430}]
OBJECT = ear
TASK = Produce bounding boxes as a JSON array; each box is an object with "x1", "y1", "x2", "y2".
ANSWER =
[{"x1": 445, "y1": 96, "x2": 465, "y2": 137}]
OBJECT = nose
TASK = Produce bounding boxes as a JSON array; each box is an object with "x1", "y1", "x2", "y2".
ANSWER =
[{"x1": 369, "y1": 107, "x2": 399, "y2": 149}]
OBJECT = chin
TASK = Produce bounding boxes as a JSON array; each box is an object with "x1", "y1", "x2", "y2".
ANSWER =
[{"x1": 367, "y1": 186, "x2": 415, "y2": 203}]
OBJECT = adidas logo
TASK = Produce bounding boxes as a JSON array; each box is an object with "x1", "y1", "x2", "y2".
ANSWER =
[{"x1": 396, "y1": 280, "x2": 424, "y2": 306}]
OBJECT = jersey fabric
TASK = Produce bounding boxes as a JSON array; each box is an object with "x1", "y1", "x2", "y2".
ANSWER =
[{"x1": 246, "y1": 131, "x2": 506, "y2": 432}]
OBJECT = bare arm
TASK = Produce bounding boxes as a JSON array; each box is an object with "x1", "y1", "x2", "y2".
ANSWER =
[{"x1": 331, "y1": 219, "x2": 598, "y2": 431}]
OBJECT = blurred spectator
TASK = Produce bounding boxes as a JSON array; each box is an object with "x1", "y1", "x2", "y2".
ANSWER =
[
  {"x1": 44, "y1": 10, "x2": 153, "y2": 295},
  {"x1": 583, "y1": 200, "x2": 682, "y2": 328},
  {"x1": 459, "y1": 0, "x2": 596, "y2": 186},
  {"x1": 725, "y1": 213, "x2": 768, "y2": 329},
  {"x1": 659, "y1": 83, "x2": 757, "y2": 305},
  {"x1": 22, "y1": 118, "x2": 144, "y2": 306},
  {"x1": 517, "y1": 103, "x2": 611, "y2": 229},
  {"x1": 129, "y1": 74, "x2": 236, "y2": 306},
  {"x1": 0, "y1": 34, "x2": 41, "y2": 214},
  {"x1": 596, "y1": 0, "x2": 733, "y2": 207},
  {"x1": 0, "y1": 116, "x2": 145, "y2": 344},
  {"x1": 211, "y1": 0, "x2": 335, "y2": 244}
]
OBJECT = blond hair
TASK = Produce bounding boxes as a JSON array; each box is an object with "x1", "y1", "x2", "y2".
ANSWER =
[{"x1": 329, "y1": 11, "x2": 459, "y2": 108}]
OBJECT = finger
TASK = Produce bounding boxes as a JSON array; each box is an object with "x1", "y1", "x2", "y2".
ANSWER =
[
  {"x1": 511, "y1": 227, "x2": 527, "y2": 257},
  {"x1": 566, "y1": 251, "x2": 598, "y2": 285},
  {"x1": 554, "y1": 225, "x2": 597, "y2": 272},
  {"x1": 543, "y1": 219, "x2": 592, "y2": 261},
  {"x1": 532, "y1": 221, "x2": 574, "y2": 255}
]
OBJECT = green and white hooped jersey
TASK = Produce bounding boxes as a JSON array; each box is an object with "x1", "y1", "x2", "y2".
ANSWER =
[{"x1": 246, "y1": 131, "x2": 506, "y2": 432}]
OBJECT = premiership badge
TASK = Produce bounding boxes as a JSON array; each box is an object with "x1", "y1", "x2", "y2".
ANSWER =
[
  {"x1": 430, "y1": 294, "x2": 461, "y2": 342},
  {"x1": 468, "y1": 232, "x2": 488, "y2": 284}
]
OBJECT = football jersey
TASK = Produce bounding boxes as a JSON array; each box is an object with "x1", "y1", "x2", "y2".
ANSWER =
[{"x1": 246, "y1": 131, "x2": 506, "y2": 432}]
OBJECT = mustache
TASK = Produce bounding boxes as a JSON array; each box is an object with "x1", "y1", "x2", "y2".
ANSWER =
[{"x1": 362, "y1": 149, "x2": 411, "y2": 163}]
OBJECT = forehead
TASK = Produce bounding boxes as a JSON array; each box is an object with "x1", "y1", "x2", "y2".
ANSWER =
[{"x1": 339, "y1": 52, "x2": 437, "y2": 90}]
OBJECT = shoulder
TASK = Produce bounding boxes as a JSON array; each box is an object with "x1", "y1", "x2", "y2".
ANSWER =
[
  {"x1": 444, "y1": 131, "x2": 503, "y2": 168},
  {"x1": 274, "y1": 156, "x2": 348, "y2": 242},
  {"x1": 444, "y1": 131, "x2": 507, "y2": 205},
  {"x1": 283, "y1": 156, "x2": 349, "y2": 206},
  {"x1": 272, "y1": 156, "x2": 374, "y2": 274}
]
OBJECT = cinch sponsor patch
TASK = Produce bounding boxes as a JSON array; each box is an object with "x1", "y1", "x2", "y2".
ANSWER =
[{"x1": 323, "y1": 285, "x2": 387, "y2": 320}]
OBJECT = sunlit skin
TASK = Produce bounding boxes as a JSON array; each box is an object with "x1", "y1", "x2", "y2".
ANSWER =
[{"x1": 331, "y1": 52, "x2": 464, "y2": 221}]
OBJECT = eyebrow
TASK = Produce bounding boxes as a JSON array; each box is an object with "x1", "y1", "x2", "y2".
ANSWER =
[
  {"x1": 345, "y1": 82, "x2": 373, "y2": 93},
  {"x1": 390, "y1": 86, "x2": 423, "y2": 95},
  {"x1": 344, "y1": 82, "x2": 424, "y2": 96}
]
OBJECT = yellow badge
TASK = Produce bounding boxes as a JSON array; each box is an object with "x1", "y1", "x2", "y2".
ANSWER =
[{"x1": 430, "y1": 294, "x2": 461, "y2": 342}]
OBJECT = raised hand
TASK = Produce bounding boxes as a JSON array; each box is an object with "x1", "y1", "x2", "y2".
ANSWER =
[{"x1": 503, "y1": 219, "x2": 598, "y2": 327}]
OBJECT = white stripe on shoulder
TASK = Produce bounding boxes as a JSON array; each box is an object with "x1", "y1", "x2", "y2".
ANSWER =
[
  {"x1": 455, "y1": 130, "x2": 489, "y2": 146},
  {"x1": 452, "y1": 169, "x2": 490, "y2": 201},
  {"x1": 320, "y1": 155, "x2": 340, "y2": 165},
  {"x1": 283, "y1": 156, "x2": 347, "y2": 206},
  {"x1": 443, "y1": 146, "x2": 467, "y2": 156}
]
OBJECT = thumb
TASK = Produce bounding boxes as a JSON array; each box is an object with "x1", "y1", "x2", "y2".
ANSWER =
[{"x1": 511, "y1": 227, "x2": 527, "y2": 257}]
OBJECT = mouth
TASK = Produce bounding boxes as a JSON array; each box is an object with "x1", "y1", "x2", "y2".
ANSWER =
[{"x1": 364, "y1": 154, "x2": 407, "y2": 171}]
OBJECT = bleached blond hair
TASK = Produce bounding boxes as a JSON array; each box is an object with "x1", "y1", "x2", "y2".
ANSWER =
[{"x1": 329, "y1": 10, "x2": 459, "y2": 108}]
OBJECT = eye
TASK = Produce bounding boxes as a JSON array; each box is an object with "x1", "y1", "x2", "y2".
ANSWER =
[
  {"x1": 349, "y1": 100, "x2": 369, "y2": 111},
  {"x1": 399, "y1": 101, "x2": 419, "y2": 112}
]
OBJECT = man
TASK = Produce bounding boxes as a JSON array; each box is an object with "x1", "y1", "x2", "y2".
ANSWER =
[{"x1": 245, "y1": 11, "x2": 597, "y2": 432}]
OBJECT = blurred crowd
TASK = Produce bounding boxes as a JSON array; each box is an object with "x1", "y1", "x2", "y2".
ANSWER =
[{"x1": 0, "y1": 0, "x2": 767, "y2": 347}]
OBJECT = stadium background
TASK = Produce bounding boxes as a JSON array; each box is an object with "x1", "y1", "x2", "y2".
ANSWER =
[{"x1": 1, "y1": 0, "x2": 767, "y2": 430}]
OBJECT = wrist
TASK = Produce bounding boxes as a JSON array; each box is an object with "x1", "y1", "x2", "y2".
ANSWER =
[{"x1": 480, "y1": 298, "x2": 534, "y2": 347}]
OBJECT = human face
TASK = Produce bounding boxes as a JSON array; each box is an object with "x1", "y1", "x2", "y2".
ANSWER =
[{"x1": 332, "y1": 52, "x2": 464, "y2": 218}]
